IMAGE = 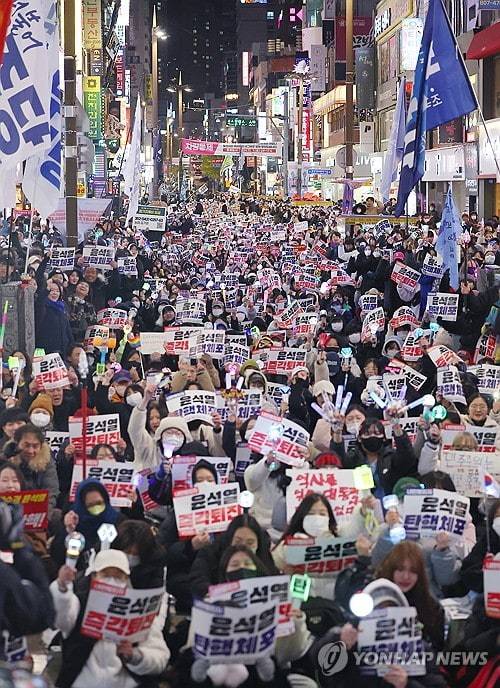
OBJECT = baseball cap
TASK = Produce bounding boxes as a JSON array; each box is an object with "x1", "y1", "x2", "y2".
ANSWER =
[{"x1": 91, "y1": 549, "x2": 130, "y2": 575}]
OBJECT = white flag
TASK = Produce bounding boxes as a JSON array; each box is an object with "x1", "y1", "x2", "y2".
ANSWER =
[
  {"x1": 125, "y1": 96, "x2": 142, "y2": 225},
  {"x1": 22, "y1": 1, "x2": 62, "y2": 217},
  {"x1": 381, "y1": 79, "x2": 406, "y2": 203}
]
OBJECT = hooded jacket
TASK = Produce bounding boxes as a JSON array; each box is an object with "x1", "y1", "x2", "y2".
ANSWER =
[
  {"x1": 6, "y1": 440, "x2": 60, "y2": 510},
  {"x1": 128, "y1": 408, "x2": 194, "y2": 471}
]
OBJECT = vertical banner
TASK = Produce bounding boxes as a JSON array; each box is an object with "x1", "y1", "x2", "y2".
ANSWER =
[
  {"x1": 355, "y1": 47, "x2": 375, "y2": 109},
  {"x1": 84, "y1": 76, "x2": 102, "y2": 141}
]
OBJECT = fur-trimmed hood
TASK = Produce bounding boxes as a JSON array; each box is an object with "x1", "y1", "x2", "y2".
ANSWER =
[{"x1": 6, "y1": 440, "x2": 52, "y2": 473}]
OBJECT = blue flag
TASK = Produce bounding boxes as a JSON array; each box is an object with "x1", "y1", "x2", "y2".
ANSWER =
[
  {"x1": 394, "y1": 0, "x2": 477, "y2": 216},
  {"x1": 381, "y1": 79, "x2": 406, "y2": 203},
  {"x1": 436, "y1": 189, "x2": 460, "y2": 290}
]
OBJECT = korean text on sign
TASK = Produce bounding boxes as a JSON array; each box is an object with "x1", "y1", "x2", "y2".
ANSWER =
[
  {"x1": 69, "y1": 413, "x2": 121, "y2": 452},
  {"x1": 403, "y1": 488, "x2": 469, "y2": 540},
  {"x1": 70, "y1": 459, "x2": 134, "y2": 507},
  {"x1": 284, "y1": 535, "x2": 357, "y2": 575},
  {"x1": 0, "y1": 490, "x2": 49, "y2": 531},
  {"x1": 248, "y1": 411, "x2": 309, "y2": 467},
  {"x1": 33, "y1": 353, "x2": 69, "y2": 390},
  {"x1": 286, "y1": 467, "x2": 360, "y2": 524},
  {"x1": 173, "y1": 482, "x2": 242, "y2": 538}
]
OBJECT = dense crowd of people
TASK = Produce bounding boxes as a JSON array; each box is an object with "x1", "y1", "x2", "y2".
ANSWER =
[{"x1": 0, "y1": 193, "x2": 498, "y2": 688}]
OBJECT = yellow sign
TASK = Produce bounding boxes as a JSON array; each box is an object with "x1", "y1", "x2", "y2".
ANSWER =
[
  {"x1": 145, "y1": 75, "x2": 153, "y2": 105},
  {"x1": 83, "y1": 0, "x2": 102, "y2": 51},
  {"x1": 77, "y1": 174, "x2": 86, "y2": 198},
  {"x1": 292, "y1": 200, "x2": 333, "y2": 207}
]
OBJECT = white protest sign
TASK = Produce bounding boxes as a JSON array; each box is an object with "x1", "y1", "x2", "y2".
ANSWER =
[
  {"x1": 474, "y1": 334, "x2": 497, "y2": 363},
  {"x1": 68, "y1": 414, "x2": 121, "y2": 453},
  {"x1": 207, "y1": 574, "x2": 293, "y2": 638},
  {"x1": 191, "y1": 597, "x2": 278, "y2": 664},
  {"x1": 389, "y1": 306, "x2": 419, "y2": 330},
  {"x1": 436, "y1": 366, "x2": 466, "y2": 404},
  {"x1": 49, "y1": 247, "x2": 75, "y2": 271},
  {"x1": 361, "y1": 307, "x2": 385, "y2": 335},
  {"x1": 403, "y1": 488, "x2": 469, "y2": 540},
  {"x1": 484, "y1": 557, "x2": 500, "y2": 619},
  {"x1": 469, "y1": 365, "x2": 500, "y2": 396},
  {"x1": 97, "y1": 308, "x2": 128, "y2": 329},
  {"x1": 223, "y1": 343, "x2": 250, "y2": 367},
  {"x1": 171, "y1": 455, "x2": 231, "y2": 490},
  {"x1": 173, "y1": 482, "x2": 241, "y2": 538},
  {"x1": 81, "y1": 580, "x2": 163, "y2": 643},
  {"x1": 422, "y1": 253, "x2": 444, "y2": 278},
  {"x1": 278, "y1": 301, "x2": 304, "y2": 328},
  {"x1": 390, "y1": 262, "x2": 421, "y2": 290},
  {"x1": 140, "y1": 328, "x2": 198, "y2": 356},
  {"x1": 166, "y1": 390, "x2": 217, "y2": 424},
  {"x1": 133, "y1": 205, "x2": 167, "y2": 232},
  {"x1": 294, "y1": 220, "x2": 308, "y2": 232},
  {"x1": 385, "y1": 360, "x2": 426, "y2": 390},
  {"x1": 247, "y1": 411, "x2": 309, "y2": 467},
  {"x1": 427, "y1": 345, "x2": 460, "y2": 368},
  {"x1": 440, "y1": 450, "x2": 500, "y2": 497},
  {"x1": 359, "y1": 294, "x2": 379, "y2": 314},
  {"x1": 175, "y1": 298, "x2": 206, "y2": 323},
  {"x1": 426, "y1": 293, "x2": 459, "y2": 321},
  {"x1": 216, "y1": 390, "x2": 262, "y2": 423},
  {"x1": 189, "y1": 331, "x2": 225, "y2": 360},
  {"x1": 357, "y1": 607, "x2": 425, "y2": 676},
  {"x1": 45, "y1": 431, "x2": 70, "y2": 454},
  {"x1": 48, "y1": 199, "x2": 112, "y2": 242},
  {"x1": 33, "y1": 353, "x2": 69, "y2": 390},
  {"x1": 117, "y1": 257, "x2": 138, "y2": 275},
  {"x1": 83, "y1": 325, "x2": 110, "y2": 350},
  {"x1": 285, "y1": 467, "x2": 361, "y2": 524},
  {"x1": 284, "y1": 535, "x2": 357, "y2": 575},
  {"x1": 70, "y1": 459, "x2": 134, "y2": 507},
  {"x1": 441, "y1": 424, "x2": 498, "y2": 453},
  {"x1": 83, "y1": 245, "x2": 115, "y2": 271},
  {"x1": 235, "y1": 443, "x2": 252, "y2": 477},
  {"x1": 263, "y1": 348, "x2": 307, "y2": 376}
]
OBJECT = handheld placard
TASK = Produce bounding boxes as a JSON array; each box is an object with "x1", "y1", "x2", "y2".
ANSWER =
[{"x1": 65, "y1": 532, "x2": 85, "y2": 569}]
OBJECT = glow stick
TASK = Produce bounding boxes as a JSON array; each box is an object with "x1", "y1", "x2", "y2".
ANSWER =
[
  {"x1": 236, "y1": 376, "x2": 244, "y2": 390},
  {"x1": 340, "y1": 391, "x2": 352, "y2": 415},
  {"x1": 225, "y1": 373, "x2": 232, "y2": 390},
  {"x1": 311, "y1": 402, "x2": 335, "y2": 425},
  {"x1": 11, "y1": 363, "x2": 23, "y2": 398},
  {"x1": 399, "y1": 394, "x2": 435, "y2": 415},
  {"x1": 369, "y1": 390, "x2": 387, "y2": 409},
  {"x1": 335, "y1": 384, "x2": 344, "y2": 410}
]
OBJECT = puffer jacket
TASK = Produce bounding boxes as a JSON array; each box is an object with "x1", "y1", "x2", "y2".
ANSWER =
[{"x1": 128, "y1": 409, "x2": 194, "y2": 471}]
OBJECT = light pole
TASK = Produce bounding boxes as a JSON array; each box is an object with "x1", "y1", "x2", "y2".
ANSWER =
[
  {"x1": 152, "y1": 11, "x2": 167, "y2": 198},
  {"x1": 64, "y1": 0, "x2": 78, "y2": 246},
  {"x1": 168, "y1": 73, "x2": 192, "y2": 198},
  {"x1": 345, "y1": 0, "x2": 355, "y2": 181}
]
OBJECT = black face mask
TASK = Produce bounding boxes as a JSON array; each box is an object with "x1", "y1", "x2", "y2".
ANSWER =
[
  {"x1": 295, "y1": 377, "x2": 310, "y2": 389},
  {"x1": 361, "y1": 436, "x2": 384, "y2": 453},
  {"x1": 226, "y1": 568, "x2": 256, "y2": 582}
]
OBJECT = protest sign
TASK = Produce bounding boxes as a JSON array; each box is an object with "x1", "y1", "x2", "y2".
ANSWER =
[
  {"x1": 117, "y1": 256, "x2": 138, "y2": 275},
  {"x1": 294, "y1": 220, "x2": 308, "y2": 232},
  {"x1": 400, "y1": 332, "x2": 423, "y2": 361},
  {"x1": 70, "y1": 459, "x2": 134, "y2": 507},
  {"x1": 385, "y1": 360, "x2": 426, "y2": 390},
  {"x1": 284, "y1": 535, "x2": 357, "y2": 575},
  {"x1": 262, "y1": 348, "x2": 307, "y2": 376},
  {"x1": 295, "y1": 272, "x2": 319, "y2": 290},
  {"x1": 383, "y1": 373, "x2": 407, "y2": 401},
  {"x1": 292, "y1": 313, "x2": 317, "y2": 336},
  {"x1": 0, "y1": 490, "x2": 49, "y2": 531},
  {"x1": 390, "y1": 262, "x2": 421, "y2": 290},
  {"x1": 474, "y1": 334, "x2": 497, "y2": 363},
  {"x1": 235, "y1": 443, "x2": 252, "y2": 477},
  {"x1": 223, "y1": 343, "x2": 250, "y2": 367},
  {"x1": 403, "y1": 488, "x2": 469, "y2": 540},
  {"x1": 33, "y1": 353, "x2": 69, "y2": 390},
  {"x1": 69, "y1": 414, "x2": 121, "y2": 453},
  {"x1": 389, "y1": 306, "x2": 419, "y2": 330},
  {"x1": 48, "y1": 199, "x2": 112, "y2": 242},
  {"x1": 49, "y1": 247, "x2": 75, "y2": 271},
  {"x1": 385, "y1": 417, "x2": 420, "y2": 445},
  {"x1": 191, "y1": 597, "x2": 278, "y2": 664},
  {"x1": 271, "y1": 227, "x2": 286, "y2": 242},
  {"x1": 357, "y1": 607, "x2": 425, "y2": 676},
  {"x1": 83, "y1": 325, "x2": 110, "y2": 350},
  {"x1": 426, "y1": 293, "x2": 459, "y2": 321},
  {"x1": 189, "y1": 331, "x2": 225, "y2": 360},
  {"x1": 436, "y1": 366, "x2": 466, "y2": 404},
  {"x1": 359, "y1": 294, "x2": 379, "y2": 314},
  {"x1": 83, "y1": 245, "x2": 115, "y2": 271},
  {"x1": 140, "y1": 328, "x2": 198, "y2": 356},
  {"x1": 174, "y1": 299, "x2": 206, "y2": 323},
  {"x1": 81, "y1": 579, "x2": 163, "y2": 643},
  {"x1": 97, "y1": 308, "x2": 128, "y2": 329},
  {"x1": 278, "y1": 302, "x2": 304, "y2": 328},
  {"x1": 285, "y1": 468, "x2": 360, "y2": 524},
  {"x1": 133, "y1": 205, "x2": 167, "y2": 232},
  {"x1": 173, "y1": 482, "x2": 241, "y2": 538},
  {"x1": 422, "y1": 253, "x2": 444, "y2": 278},
  {"x1": 469, "y1": 365, "x2": 500, "y2": 396},
  {"x1": 166, "y1": 390, "x2": 217, "y2": 424},
  {"x1": 361, "y1": 307, "x2": 385, "y2": 335},
  {"x1": 328, "y1": 267, "x2": 355, "y2": 287},
  {"x1": 248, "y1": 411, "x2": 309, "y2": 467},
  {"x1": 3, "y1": 634, "x2": 27, "y2": 663},
  {"x1": 427, "y1": 345, "x2": 460, "y2": 368},
  {"x1": 171, "y1": 456, "x2": 231, "y2": 490},
  {"x1": 441, "y1": 424, "x2": 498, "y2": 453},
  {"x1": 484, "y1": 557, "x2": 500, "y2": 619},
  {"x1": 440, "y1": 450, "x2": 500, "y2": 497},
  {"x1": 134, "y1": 469, "x2": 160, "y2": 513},
  {"x1": 208, "y1": 574, "x2": 293, "y2": 638},
  {"x1": 216, "y1": 390, "x2": 262, "y2": 423},
  {"x1": 45, "y1": 431, "x2": 70, "y2": 455}
]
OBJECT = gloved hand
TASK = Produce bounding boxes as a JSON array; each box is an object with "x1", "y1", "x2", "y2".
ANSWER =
[
  {"x1": 191, "y1": 658, "x2": 210, "y2": 683},
  {"x1": 0, "y1": 501, "x2": 24, "y2": 550}
]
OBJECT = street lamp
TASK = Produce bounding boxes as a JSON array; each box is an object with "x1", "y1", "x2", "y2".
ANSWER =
[{"x1": 167, "y1": 73, "x2": 192, "y2": 198}]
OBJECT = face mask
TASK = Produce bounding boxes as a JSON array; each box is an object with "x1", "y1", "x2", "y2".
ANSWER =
[
  {"x1": 373, "y1": 250, "x2": 381, "y2": 258},
  {"x1": 349, "y1": 333, "x2": 361, "y2": 344},
  {"x1": 100, "y1": 576, "x2": 127, "y2": 588},
  {"x1": 303, "y1": 514, "x2": 330, "y2": 538},
  {"x1": 361, "y1": 436, "x2": 384, "y2": 453},
  {"x1": 127, "y1": 554, "x2": 141, "y2": 568},
  {"x1": 131, "y1": 299, "x2": 140, "y2": 308},
  {"x1": 30, "y1": 412, "x2": 51, "y2": 427},
  {"x1": 162, "y1": 432, "x2": 184, "y2": 452},
  {"x1": 386, "y1": 348, "x2": 399, "y2": 359},
  {"x1": 126, "y1": 392, "x2": 143, "y2": 407},
  {"x1": 364, "y1": 249, "x2": 372, "y2": 256},
  {"x1": 346, "y1": 421, "x2": 361, "y2": 436},
  {"x1": 226, "y1": 568, "x2": 257, "y2": 582},
  {"x1": 213, "y1": 308, "x2": 223, "y2": 317},
  {"x1": 88, "y1": 503, "x2": 106, "y2": 516},
  {"x1": 485, "y1": 254, "x2": 496, "y2": 265},
  {"x1": 331, "y1": 323, "x2": 343, "y2": 332}
]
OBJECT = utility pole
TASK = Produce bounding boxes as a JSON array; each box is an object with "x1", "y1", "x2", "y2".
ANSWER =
[
  {"x1": 345, "y1": 0, "x2": 355, "y2": 181},
  {"x1": 64, "y1": 0, "x2": 78, "y2": 247},
  {"x1": 297, "y1": 77, "x2": 304, "y2": 198},
  {"x1": 152, "y1": 6, "x2": 159, "y2": 197},
  {"x1": 283, "y1": 89, "x2": 289, "y2": 199},
  {"x1": 178, "y1": 71, "x2": 184, "y2": 197}
]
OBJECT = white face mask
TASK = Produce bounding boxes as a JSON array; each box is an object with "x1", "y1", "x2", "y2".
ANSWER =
[
  {"x1": 493, "y1": 517, "x2": 500, "y2": 537},
  {"x1": 386, "y1": 348, "x2": 399, "y2": 359},
  {"x1": 212, "y1": 308, "x2": 223, "y2": 317},
  {"x1": 30, "y1": 412, "x2": 51, "y2": 428},
  {"x1": 100, "y1": 576, "x2": 128, "y2": 588},
  {"x1": 373, "y1": 250, "x2": 381, "y2": 258},
  {"x1": 331, "y1": 323, "x2": 343, "y2": 332},
  {"x1": 485, "y1": 254, "x2": 496, "y2": 265},
  {"x1": 349, "y1": 333, "x2": 361, "y2": 344},
  {"x1": 126, "y1": 554, "x2": 140, "y2": 568},
  {"x1": 303, "y1": 514, "x2": 330, "y2": 538},
  {"x1": 346, "y1": 421, "x2": 361, "y2": 436},
  {"x1": 126, "y1": 392, "x2": 143, "y2": 407}
]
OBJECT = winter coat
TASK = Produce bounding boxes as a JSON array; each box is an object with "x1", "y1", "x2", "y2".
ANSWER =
[
  {"x1": 50, "y1": 578, "x2": 169, "y2": 688},
  {"x1": 35, "y1": 291, "x2": 74, "y2": 355},
  {"x1": 7, "y1": 441, "x2": 60, "y2": 510},
  {"x1": 128, "y1": 408, "x2": 194, "y2": 471},
  {"x1": 244, "y1": 457, "x2": 287, "y2": 531}
]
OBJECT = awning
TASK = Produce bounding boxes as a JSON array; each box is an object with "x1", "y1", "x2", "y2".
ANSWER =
[{"x1": 467, "y1": 22, "x2": 500, "y2": 60}]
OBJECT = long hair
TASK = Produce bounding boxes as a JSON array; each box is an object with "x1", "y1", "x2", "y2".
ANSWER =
[
  {"x1": 112, "y1": 519, "x2": 165, "y2": 564},
  {"x1": 221, "y1": 513, "x2": 277, "y2": 573},
  {"x1": 280, "y1": 493, "x2": 337, "y2": 542},
  {"x1": 218, "y1": 545, "x2": 270, "y2": 583},
  {"x1": 376, "y1": 541, "x2": 442, "y2": 637}
]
